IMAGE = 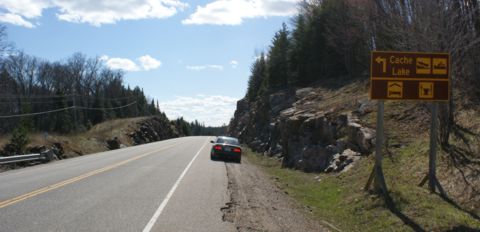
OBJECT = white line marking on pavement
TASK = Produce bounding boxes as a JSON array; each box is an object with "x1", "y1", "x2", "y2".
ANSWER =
[{"x1": 142, "y1": 138, "x2": 210, "y2": 232}]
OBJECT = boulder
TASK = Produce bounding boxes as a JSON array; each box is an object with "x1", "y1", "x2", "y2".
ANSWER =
[
  {"x1": 52, "y1": 143, "x2": 65, "y2": 159},
  {"x1": 301, "y1": 145, "x2": 332, "y2": 172},
  {"x1": 347, "y1": 122, "x2": 375, "y2": 154},
  {"x1": 354, "y1": 99, "x2": 375, "y2": 116},
  {"x1": 269, "y1": 92, "x2": 291, "y2": 115},
  {"x1": 295, "y1": 87, "x2": 313, "y2": 100},
  {"x1": 325, "y1": 149, "x2": 361, "y2": 172},
  {"x1": 1, "y1": 143, "x2": 17, "y2": 156},
  {"x1": 235, "y1": 99, "x2": 249, "y2": 117},
  {"x1": 27, "y1": 145, "x2": 47, "y2": 154},
  {"x1": 107, "y1": 137, "x2": 121, "y2": 150}
]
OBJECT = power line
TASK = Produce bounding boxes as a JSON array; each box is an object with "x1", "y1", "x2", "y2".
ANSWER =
[
  {"x1": 0, "y1": 94, "x2": 137, "y2": 101},
  {"x1": 0, "y1": 94, "x2": 76, "y2": 99},
  {"x1": 76, "y1": 101, "x2": 137, "y2": 111},
  {"x1": 0, "y1": 100, "x2": 73, "y2": 105},
  {"x1": 0, "y1": 95, "x2": 137, "y2": 105},
  {"x1": 0, "y1": 101, "x2": 137, "y2": 118},
  {"x1": 0, "y1": 106, "x2": 75, "y2": 119}
]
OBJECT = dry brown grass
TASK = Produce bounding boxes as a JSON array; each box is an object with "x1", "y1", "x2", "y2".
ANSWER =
[{"x1": 0, "y1": 117, "x2": 148, "y2": 158}]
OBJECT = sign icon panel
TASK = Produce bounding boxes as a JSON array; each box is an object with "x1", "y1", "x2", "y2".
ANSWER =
[
  {"x1": 370, "y1": 51, "x2": 449, "y2": 101},
  {"x1": 416, "y1": 57, "x2": 431, "y2": 74},
  {"x1": 419, "y1": 82, "x2": 434, "y2": 98},
  {"x1": 387, "y1": 82, "x2": 403, "y2": 98},
  {"x1": 433, "y1": 58, "x2": 447, "y2": 75}
]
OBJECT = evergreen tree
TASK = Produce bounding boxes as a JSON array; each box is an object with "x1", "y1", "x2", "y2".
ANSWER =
[
  {"x1": 10, "y1": 124, "x2": 29, "y2": 154},
  {"x1": 246, "y1": 53, "x2": 267, "y2": 101},
  {"x1": 91, "y1": 92, "x2": 105, "y2": 124},
  {"x1": 288, "y1": 15, "x2": 309, "y2": 86},
  {"x1": 267, "y1": 23, "x2": 290, "y2": 91},
  {"x1": 53, "y1": 91, "x2": 73, "y2": 133}
]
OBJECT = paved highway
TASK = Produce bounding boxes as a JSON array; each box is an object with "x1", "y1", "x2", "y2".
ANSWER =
[{"x1": 0, "y1": 137, "x2": 234, "y2": 232}]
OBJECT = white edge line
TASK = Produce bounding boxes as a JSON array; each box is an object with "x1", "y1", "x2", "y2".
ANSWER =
[{"x1": 142, "y1": 138, "x2": 210, "y2": 232}]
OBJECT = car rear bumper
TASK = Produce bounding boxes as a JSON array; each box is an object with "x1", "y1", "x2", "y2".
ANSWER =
[{"x1": 211, "y1": 151, "x2": 241, "y2": 160}]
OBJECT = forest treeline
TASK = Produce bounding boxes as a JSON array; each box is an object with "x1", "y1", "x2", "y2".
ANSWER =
[
  {"x1": 0, "y1": 49, "x2": 161, "y2": 133},
  {"x1": 246, "y1": 0, "x2": 480, "y2": 103},
  {"x1": 245, "y1": 0, "x2": 480, "y2": 149},
  {"x1": 174, "y1": 118, "x2": 227, "y2": 137},
  {"x1": 0, "y1": 26, "x2": 225, "y2": 136}
]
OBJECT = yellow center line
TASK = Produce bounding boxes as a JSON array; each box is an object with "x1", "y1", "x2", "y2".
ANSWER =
[{"x1": 0, "y1": 143, "x2": 178, "y2": 209}]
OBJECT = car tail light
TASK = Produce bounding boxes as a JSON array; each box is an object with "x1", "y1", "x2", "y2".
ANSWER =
[
  {"x1": 214, "y1": 145, "x2": 222, "y2": 151},
  {"x1": 233, "y1": 148, "x2": 241, "y2": 153}
]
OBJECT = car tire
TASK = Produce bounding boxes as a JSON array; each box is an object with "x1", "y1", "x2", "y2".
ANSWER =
[{"x1": 236, "y1": 156, "x2": 241, "y2": 163}]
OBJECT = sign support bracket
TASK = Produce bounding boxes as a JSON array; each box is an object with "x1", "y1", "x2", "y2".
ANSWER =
[
  {"x1": 365, "y1": 101, "x2": 391, "y2": 204},
  {"x1": 418, "y1": 102, "x2": 447, "y2": 196}
]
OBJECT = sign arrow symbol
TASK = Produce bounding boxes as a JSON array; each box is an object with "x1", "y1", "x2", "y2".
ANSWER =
[{"x1": 375, "y1": 56, "x2": 387, "y2": 73}]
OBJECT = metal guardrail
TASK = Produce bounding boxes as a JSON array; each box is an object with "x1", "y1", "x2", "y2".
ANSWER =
[{"x1": 0, "y1": 150, "x2": 55, "y2": 165}]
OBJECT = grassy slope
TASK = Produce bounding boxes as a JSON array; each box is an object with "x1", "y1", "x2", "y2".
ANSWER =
[
  {"x1": 0, "y1": 117, "x2": 147, "y2": 157},
  {"x1": 245, "y1": 81, "x2": 480, "y2": 231}
]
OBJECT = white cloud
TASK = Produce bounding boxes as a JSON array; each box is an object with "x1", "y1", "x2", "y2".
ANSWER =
[
  {"x1": 103, "y1": 56, "x2": 140, "y2": 71},
  {"x1": 159, "y1": 95, "x2": 239, "y2": 126},
  {"x1": 186, "y1": 65, "x2": 224, "y2": 71},
  {"x1": 182, "y1": 0, "x2": 299, "y2": 25},
  {"x1": 230, "y1": 60, "x2": 238, "y2": 68},
  {"x1": 101, "y1": 54, "x2": 162, "y2": 72},
  {"x1": 0, "y1": 0, "x2": 188, "y2": 28},
  {"x1": 0, "y1": 13, "x2": 35, "y2": 28},
  {"x1": 138, "y1": 55, "x2": 162, "y2": 71}
]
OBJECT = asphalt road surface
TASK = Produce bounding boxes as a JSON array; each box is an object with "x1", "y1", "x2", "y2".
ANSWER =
[{"x1": 0, "y1": 136, "x2": 234, "y2": 232}]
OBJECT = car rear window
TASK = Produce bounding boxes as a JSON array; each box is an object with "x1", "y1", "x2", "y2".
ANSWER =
[{"x1": 216, "y1": 138, "x2": 240, "y2": 146}]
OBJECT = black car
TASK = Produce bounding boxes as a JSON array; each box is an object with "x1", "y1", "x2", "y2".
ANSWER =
[{"x1": 210, "y1": 136, "x2": 242, "y2": 163}]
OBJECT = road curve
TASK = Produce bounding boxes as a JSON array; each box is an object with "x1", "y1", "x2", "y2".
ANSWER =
[{"x1": 0, "y1": 136, "x2": 234, "y2": 232}]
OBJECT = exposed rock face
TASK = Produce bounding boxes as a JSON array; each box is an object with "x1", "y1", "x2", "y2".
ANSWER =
[
  {"x1": 27, "y1": 145, "x2": 47, "y2": 154},
  {"x1": 107, "y1": 137, "x2": 121, "y2": 150},
  {"x1": 229, "y1": 86, "x2": 375, "y2": 173},
  {"x1": 52, "y1": 143, "x2": 65, "y2": 159},
  {"x1": 0, "y1": 143, "x2": 18, "y2": 156},
  {"x1": 129, "y1": 116, "x2": 180, "y2": 145},
  {"x1": 325, "y1": 149, "x2": 361, "y2": 173}
]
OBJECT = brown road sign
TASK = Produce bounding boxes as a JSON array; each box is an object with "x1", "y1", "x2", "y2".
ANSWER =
[{"x1": 370, "y1": 51, "x2": 450, "y2": 101}]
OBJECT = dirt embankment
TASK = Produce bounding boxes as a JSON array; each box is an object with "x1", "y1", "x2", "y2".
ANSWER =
[
  {"x1": 221, "y1": 157, "x2": 330, "y2": 232},
  {"x1": 0, "y1": 116, "x2": 182, "y2": 165}
]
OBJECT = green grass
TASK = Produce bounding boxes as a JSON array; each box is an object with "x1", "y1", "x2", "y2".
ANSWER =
[
  {"x1": 245, "y1": 141, "x2": 480, "y2": 231},
  {"x1": 241, "y1": 80, "x2": 480, "y2": 231}
]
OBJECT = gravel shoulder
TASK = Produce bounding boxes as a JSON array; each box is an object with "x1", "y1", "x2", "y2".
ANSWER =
[{"x1": 222, "y1": 157, "x2": 329, "y2": 232}]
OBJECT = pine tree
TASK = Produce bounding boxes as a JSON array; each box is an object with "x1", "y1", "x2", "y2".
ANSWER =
[
  {"x1": 246, "y1": 53, "x2": 267, "y2": 101},
  {"x1": 53, "y1": 90, "x2": 73, "y2": 133},
  {"x1": 288, "y1": 15, "x2": 309, "y2": 86},
  {"x1": 10, "y1": 124, "x2": 29, "y2": 154},
  {"x1": 267, "y1": 23, "x2": 290, "y2": 90},
  {"x1": 91, "y1": 92, "x2": 105, "y2": 124}
]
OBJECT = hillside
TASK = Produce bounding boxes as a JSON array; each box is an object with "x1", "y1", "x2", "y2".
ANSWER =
[
  {"x1": 228, "y1": 80, "x2": 480, "y2": 231},
  {"x1": 0, "y1": 115, "x2": 186, "y2": 168}
]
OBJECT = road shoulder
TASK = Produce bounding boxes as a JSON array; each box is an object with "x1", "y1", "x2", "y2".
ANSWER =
[{"x1": 223, "y1": 156, "x2": 329, "y2": 232}]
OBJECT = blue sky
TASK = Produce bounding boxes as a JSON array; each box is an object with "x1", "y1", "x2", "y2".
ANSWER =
[{"x1": 0, "y1": 0, "x2": 299, "y2": 126}]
